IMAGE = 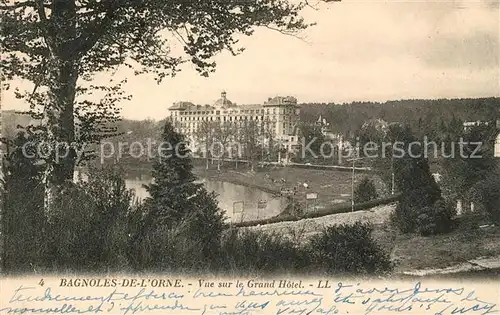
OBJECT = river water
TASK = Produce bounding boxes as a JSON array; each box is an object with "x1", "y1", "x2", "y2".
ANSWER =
[{"x1": 125, "y1": 178, "x2": 285, "y2": 222}]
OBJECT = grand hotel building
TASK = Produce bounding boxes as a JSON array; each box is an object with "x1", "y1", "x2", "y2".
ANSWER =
[{"x1": 169, "y1": 91, "x2": 301, "y2": 153}]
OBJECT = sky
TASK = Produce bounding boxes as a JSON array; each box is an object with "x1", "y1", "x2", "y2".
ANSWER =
[{"x1": 3, "y1": 0, "x2": 499, "y2": 120}]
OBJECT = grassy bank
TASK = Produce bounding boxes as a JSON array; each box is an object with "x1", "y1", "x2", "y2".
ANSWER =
[{"x1": 245, "y1": 203, "x2": 500, "y2": 275}]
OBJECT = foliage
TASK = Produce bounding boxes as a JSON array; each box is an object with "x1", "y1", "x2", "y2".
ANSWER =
[
  {"x1": 44, "y1": 165, "x2": 136, "y2": 272},
  {"x1": 2, "y1": 131, "x2": 394, "y2": 275},
  {"x1": 354, "y1": 177, "x2": 378, "y2": 203},
  {"x1": 415, "y1": 199, "x2": 456, "y2": 236},
  {"x1": 468, "y1": 168, "x2": 500, "y2": 224},
  {"x1": 309, "y1": 222, "x2": 392, "y2": 275},
  {"x1": 296, "y1": 122, "x2": 327, "y2": 162},
  {"x1": 219, "y1": 229, "x2": 310, "y2": 275},
  {"x1": 299, "y1": 98, "x2": 500, "y2": 140},
  {"x1": 282, "y1": 196, "x2": 304, "y2": 218},
  {"x1": 440, "y1": 123, "x2": 499, "y2": 207},
  {"x1": 0, "y1": 0, "x2": 316, "y2": 215},
  {"x1": 133, "y1": 121, "x2": 226, "y2": 269},
  {"x1": 384, "y1": 124, "x2": 452, "y2": 235},
  {"x1": 131, "y1": 217, "x2": 216, "y2": 273},
  {"x1": 2, "y1": 145, "x2": 136, "y2": 273},
  {"x1": 1, "y1": 132, "x2": 46, "y2": 273}
]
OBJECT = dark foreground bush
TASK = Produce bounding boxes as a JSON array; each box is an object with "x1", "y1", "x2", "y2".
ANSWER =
[
  {"x1": 218, "y1": 229, "x2": 310, "y2": 274},
  {"x1": 309, "y1": 222, "x2": 392, "y2": 275},
  {"x1": 2, "y1": 163, "x2": 136, "y2": 274},
  {"x1": 392, "y1": 197, "x2": 455, "y2": 236},
  {"x1": 45, "y1": 166, "x2": 136, "y2": 273},
  {"x1": 415, "y1": 199, "x2": 456, "y2": 236}
]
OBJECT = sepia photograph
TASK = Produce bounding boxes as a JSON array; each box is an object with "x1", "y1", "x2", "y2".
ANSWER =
[{"x1": 0, "y1": 0, "x2": 499, "y2": 312}]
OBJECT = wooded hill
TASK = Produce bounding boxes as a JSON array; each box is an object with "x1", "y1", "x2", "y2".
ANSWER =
[{"x1": 299, "y1": 97, "x2": 500, "y2": 137}]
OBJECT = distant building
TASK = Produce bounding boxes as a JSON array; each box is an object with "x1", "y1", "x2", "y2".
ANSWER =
[
  {"x1": 315, "y1": 114, "x2": 343, "y2": 143},
  {"x1": 169, "y1": 91, "x2": 301, "y2": 152},
  {"x1": 463, "y1": 120, "x2": 489, "y2": 132}
]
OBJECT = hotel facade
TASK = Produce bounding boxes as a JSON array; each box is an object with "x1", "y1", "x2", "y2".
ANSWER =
[{"x1": 168, "y1": 92, "x2": 301, "y2": 155}]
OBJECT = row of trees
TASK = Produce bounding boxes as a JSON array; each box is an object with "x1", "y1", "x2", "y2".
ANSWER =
[
  {"x1": 191, "y1": 119, "x2": 285, "y2": 171},
  {"x1": 354, "y1": 118, "x2": 500, "y2": 235}
]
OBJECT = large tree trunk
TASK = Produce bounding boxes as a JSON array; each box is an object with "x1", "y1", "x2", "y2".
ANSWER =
[
  {"x1": 42, "y1": 0, "x2": 79, "y2": 216},
  {"x1": 43, "y1": 58, "x2": 78, "y2": 217}
]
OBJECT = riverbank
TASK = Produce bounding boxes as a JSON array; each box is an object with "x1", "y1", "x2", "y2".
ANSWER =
[{"x1": 193, "y1": 165, "x2": 386, "y2": 210}]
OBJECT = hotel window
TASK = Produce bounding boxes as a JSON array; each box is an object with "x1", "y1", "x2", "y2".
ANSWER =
[{"x1": 216, "y1": 111, "x2": 220, "y2": 115}]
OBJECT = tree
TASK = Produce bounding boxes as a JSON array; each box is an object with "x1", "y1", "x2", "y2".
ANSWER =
[
  {"x1": 440, "y1": 123, "x2": 499, "y2": 212},
  {"x1": 214, "y1": 121, "x2": 238, "y2": 169},
  {"x1": 469, "y1": 168, "x2": 500, "y2": 224},
  {"x1": 239, "y1": 120, "x2": 261, "y2": 171},
  {"x1": 387, "y1": 124, "x2": 452, "y2": 235},
  {"x1": 134, "y1": 121, "x2": 226, "y2": 268},
  {"x1": 1, "y1": 0, "x2": 313, "y2": 213},
  {"x1": 193, "y1": 120, "x2": 218, "y2": 169},
  {"x1": 297, "y1": 122, "x2": 325, "y2": 162}
]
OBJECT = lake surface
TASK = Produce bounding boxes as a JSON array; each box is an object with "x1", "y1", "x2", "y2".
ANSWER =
[{"x1": 125, "y1": 178, "x2": 285, "y2": 222}]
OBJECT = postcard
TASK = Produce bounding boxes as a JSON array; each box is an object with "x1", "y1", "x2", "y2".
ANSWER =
[{"x1": 0, "y1": 0, "x2": 499, "y2": 313}]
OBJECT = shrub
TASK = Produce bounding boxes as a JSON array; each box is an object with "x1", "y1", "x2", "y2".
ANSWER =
[
  {"x1": 44, "y1": 166, "x2": 136, "y2": 273},
  {"x1": 1, "y1": 132, "x2": 46, "y2": 274},
  {"x1": 218, "y1": 228, "x2": 310, "y2": 275},
  {"x1": 354, "y1": 177, "x2": 378, "y2": 203},
  {"x1": 308, "y1": 222, "x2": 392, "y2": 275},
  {"x1": 468, "y1": 173, "x2": 500, "y2": 225},
  {"x1": 391, "y1": 159, "x2": 444, "y2": 234},
  {"x1": 415, "y1": 199, "x2": 456, "y2": 236},
  {"x1": 133, "y1": 217, "x2": 214, "y2": 273},
  {"x1": 282, "y1": 196, "x2": 304, "y2": 217}
]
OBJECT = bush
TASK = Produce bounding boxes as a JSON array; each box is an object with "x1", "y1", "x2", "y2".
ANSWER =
[
  {"x1": 2, "y1": 132, "x2": 47, "y2": 274},
  {"x1": 415, "y1": 199, "x2": 456, "y2": 236},
  {"x1": 45, "y1": 166, "x2": 136, "y2": 272},
  {"x1": 468, "y1": 173, "x2": 500, "y2": 225},
  {"x1": 354, "y1": 177, "x2": 378, "y2": 203},
  {"x1": 308, "y1": 222, "x2": 392, "y2": 275},
  {"x1": 133, "y1": 217, "x2": 214, "y2": 273},
  {"x1": 2, "y1": 162, "x2": 137, "y2": 274},
  {"x1": 218, "y1": 228, "x2": 310, "y2": 275},
  {"x1": 391, "y1": 159, "x2": 444, "y2": 234}
]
